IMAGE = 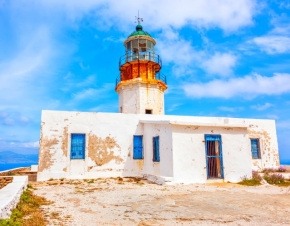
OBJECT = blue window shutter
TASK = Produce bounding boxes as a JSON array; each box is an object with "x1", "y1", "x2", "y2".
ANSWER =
[
  {"x1": 133, "y1": 135, "x2": 143, "y2": 159},
  {"x1": 71, "y1": 134, "x2": 85, "y2": 159},
  {"x1": 153, "y1": 136, "x2": 160, "y2": 162},
  {"x1": 251, "y1": 139, "x2": 260, "y2": 159}
]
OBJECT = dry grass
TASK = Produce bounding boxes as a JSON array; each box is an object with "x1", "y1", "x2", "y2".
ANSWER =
[
  {"x1": 0, "y1": 186, "x2": 53, "y2": 226},
  {"x1": 264, "y1": 173, "x2": 290, "y2": 186},
  {"x1": 238, "y1": 171, "x2": 262, "y2": 186}
]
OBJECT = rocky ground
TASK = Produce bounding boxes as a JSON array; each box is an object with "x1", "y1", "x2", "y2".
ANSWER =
[
  {"x1": 0, "y1": 177, "x2": 13, "y2": 189},
  {"x1": 32, "y1": 177, "x2": 290, "y2": 226},
  {"x1": 0, "y1": 167, "x2": 30, "y2": 176}
]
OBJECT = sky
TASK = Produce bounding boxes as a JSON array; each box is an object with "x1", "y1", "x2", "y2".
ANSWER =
[{"x1": 0, "y1": 0, "x2": 289, "y2": 162}]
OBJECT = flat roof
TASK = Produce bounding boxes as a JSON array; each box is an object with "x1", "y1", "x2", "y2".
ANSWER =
[{"x1": 139, "y1": 119, "x2": 248, "y2": 128}]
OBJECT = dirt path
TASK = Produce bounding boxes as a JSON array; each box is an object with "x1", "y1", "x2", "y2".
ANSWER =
[{"x1": 32, "y1": 178, "x2": 290, "y2": 226}]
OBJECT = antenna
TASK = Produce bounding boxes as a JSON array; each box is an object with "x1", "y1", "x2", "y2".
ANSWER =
[{"x1": 135, "y1": 10, "x2": 143, "y2": 24}]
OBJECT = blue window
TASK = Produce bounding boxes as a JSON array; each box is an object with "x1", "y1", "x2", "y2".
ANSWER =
[
  {"x1": 251, "y1": 139, "x2": 260, "y2": 159},
  {"x1": 133, "y1": 135, "x2": 143, "y2": 159},
  {"x1": 153, "y1": 136, "x2": 160, "y2": 162},
  {"x1": 71, "y1": 134, "x2": 85, "y2": 159}
]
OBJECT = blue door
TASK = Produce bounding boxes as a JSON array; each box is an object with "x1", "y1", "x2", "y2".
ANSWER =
[
  {"x1": 133, "y1": 135, "x2": 143, "y2": 159},
  {"x1": 205, "y1": 135, "x2": 224, "y2": 179}
]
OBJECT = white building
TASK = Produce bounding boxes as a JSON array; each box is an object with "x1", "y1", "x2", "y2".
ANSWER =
[{"x1": 37, "y1": 24, "x2": 280, "y2": 184}]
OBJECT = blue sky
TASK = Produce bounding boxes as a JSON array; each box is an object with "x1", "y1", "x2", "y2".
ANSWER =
[{"x1": 0, "y1": 0, "x2": 289, "y2": 161}]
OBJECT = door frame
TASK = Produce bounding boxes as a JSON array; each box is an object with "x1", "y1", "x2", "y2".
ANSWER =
[{"x1": 204, "y1": 134, "x2": 224, "y2": 179}]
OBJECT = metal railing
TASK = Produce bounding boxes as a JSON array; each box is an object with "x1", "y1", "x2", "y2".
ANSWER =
[
  {"x1": 115, "y1": 71, "x2": 167, "y2": 88},
  {"x1": 119, "y1": 52, "x2": 162, "y2": 68},
  {"x1": 155, "y1": 72, "x2": 167, "y2": 84}
]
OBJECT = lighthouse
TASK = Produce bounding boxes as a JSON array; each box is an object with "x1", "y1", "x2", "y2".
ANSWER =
[{"x1": 115, "y1": 22, "x2": 167, "y2": 115}]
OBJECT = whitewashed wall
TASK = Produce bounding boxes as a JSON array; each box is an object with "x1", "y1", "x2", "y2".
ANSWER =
[
  {"x1": 171, "y1": 125, "x2": 252, "y2": 183},
  {"x1": 38, "y1": 111, "x2": 279, "y2": 183},
  {"x1": 38, "y1": 111, "x2": 143, "y2": 181},
  {"x1": 142, "y1": 123, "x2": 173, "y2": 177},
  {"x1": 246, "y1": 119, "x2": 279, "y2": 170},
  {"x1": 117, "y1": 81, "x2": 165, "y2": 114}
]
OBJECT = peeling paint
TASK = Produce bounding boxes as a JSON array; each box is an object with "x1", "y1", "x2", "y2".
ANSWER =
[
  {"x1": 224, "y1": 127, "x2": 233, "y2": 130},
  {"x1": 88, "y1": 134, "x2": 123, "y2": 166},
  {"x1": 61, "y1": 127, "x2": 68, "y2": 157},
  {"x1": 136, "y1": 160, "x2": 144, "y2": 171},
  {"x1": 248, "y1": 129, "x2": 279, "y2": 168},
  {"x1": 38, "y1": 137, "x2": 58, "y2": 172}
]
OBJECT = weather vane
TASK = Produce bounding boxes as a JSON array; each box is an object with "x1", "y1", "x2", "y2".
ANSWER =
[{"x1": 135, "y1": 11, "x2": 143, "y2": 24}]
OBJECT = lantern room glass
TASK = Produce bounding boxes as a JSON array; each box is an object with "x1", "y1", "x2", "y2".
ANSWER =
[{"x1": 126, "y1": 39, "x2": 155, "y2": 61}]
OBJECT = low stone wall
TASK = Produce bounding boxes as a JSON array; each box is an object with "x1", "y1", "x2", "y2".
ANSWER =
[{"x1": 0, "y1": 176, "x2": 28, "y2": 219}]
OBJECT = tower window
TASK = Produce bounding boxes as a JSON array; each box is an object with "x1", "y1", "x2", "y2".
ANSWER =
[
  {"x1": 71, "y1": 134, "x2": 85, "y2": 159},
  {"x1": 145, "y1": 109, "x2": 152, "y2": 114}
]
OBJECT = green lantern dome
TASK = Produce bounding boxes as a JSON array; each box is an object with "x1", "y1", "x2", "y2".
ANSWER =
[{"x1": 128, "y1": 24, "x2": 152, "y2": 38}]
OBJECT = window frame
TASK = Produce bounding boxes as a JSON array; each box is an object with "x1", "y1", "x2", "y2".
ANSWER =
[
  {"x1": 153, "y1": 136, "x2": 160, "y2": 162},
  {"x1": 250, "y1": 138, "x2": 261, "y2": 159},
  {"x1": 133, "y1": 135, "x2": 143, "y2": 159},
  {"x1": 70, "y1": 133, "x2": 86, "y2": 160}
]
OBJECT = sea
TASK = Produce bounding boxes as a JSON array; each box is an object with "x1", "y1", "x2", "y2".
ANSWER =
[
  {"x1": 280, "y1": 160, "x2": 290, "y2": 166},
  {"x1": 0, "y1": 162, "x2": 38, "y2": 172}
]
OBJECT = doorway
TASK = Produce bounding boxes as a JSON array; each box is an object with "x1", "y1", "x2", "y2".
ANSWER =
[{"x1": 204, "y1": 134, "x2": 224, "y2": 179}]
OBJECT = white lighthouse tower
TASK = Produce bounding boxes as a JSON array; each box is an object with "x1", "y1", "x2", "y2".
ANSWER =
[{"x1": 115, "y1": 21, "x2": 167, "y2": 115}]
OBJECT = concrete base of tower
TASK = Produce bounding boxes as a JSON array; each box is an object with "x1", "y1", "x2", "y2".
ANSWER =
[{"x1": 116, "y1": 79, "x2": 166, "y2": 115}]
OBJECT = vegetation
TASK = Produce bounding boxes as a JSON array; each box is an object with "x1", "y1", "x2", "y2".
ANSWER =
[
  {"x1": 262, "y1": 166, "x2": 287, "y2": 173},
  {"x1": 264, "y1": 173, "x2": 284, "y2": 184},
  {"x1": 263, "y1": 172, "x2": 290, "y2": 186},
  {"x1": 238, "y1": 171, "x2": 262, "y2": 186},
  {"x1": 238, "y1": 169, "x2": 290, "y2": 187},
  {"x1": 277, "y1": 166, "x2": 286, "y2": 172},
  {"x1": 0, "y1": 187, "x2": 52, "y2": 226}
]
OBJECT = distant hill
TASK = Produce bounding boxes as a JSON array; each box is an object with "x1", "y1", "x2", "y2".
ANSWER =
[{"x1": 0, "y1": 151, "x2": 38, "y2": 163}]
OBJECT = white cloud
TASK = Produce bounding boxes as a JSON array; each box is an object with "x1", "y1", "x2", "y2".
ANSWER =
[
  {"x1": 184, "y1": 73, "x2": 290, "y2": 98},
  {"x1": 251, "y1": 102, "x2": 273, "y2": 111},
  {"x1": 156, "y1": 28, "x2": 198, "y2": 66},
  {"x1": 156, "y1": 29, "x2": 237, "y2": 77},
  {"x1": 251, "y1": 35, "x2": 290, "y2": 54},
  {"x1": 0, "y1": 26, "x2": 61, "y2": 111},
  {"x1": 202, "y1": 53, "x2": 237, "y2": 76},
  {"x1": 79, "y1": 62, "x2": 90, "y2": 70},
  {"x1": 77, "y1": 75, "x2": 97, "y2": 87},
  {"x1": 167, "y1": 103, "x2": 182, "y2": 112},
  {"x1": 156, "y1": 28, "x2": 200, "y2": 76},
  {"x1": 21, "y1": 141, "x2": 39, "y2": 148},
  {"x1": 0, "y1": 111, "x2": 33, "y2": 126},
  {"x1": 218, "y1": 106, "x2": 243, "y2": 112},
  {"x1": 72, "y1": 83, "x2": 114, "y2": 101},
  {"x1": 154, "y1": 28, "x2": 204, "y2": 77},
  {"x1": 72, "y1": 88, "x2": 99, "y2": 101},
  {"x1": 36, "y1": 0, "x2": 257, "y2": 32}
]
